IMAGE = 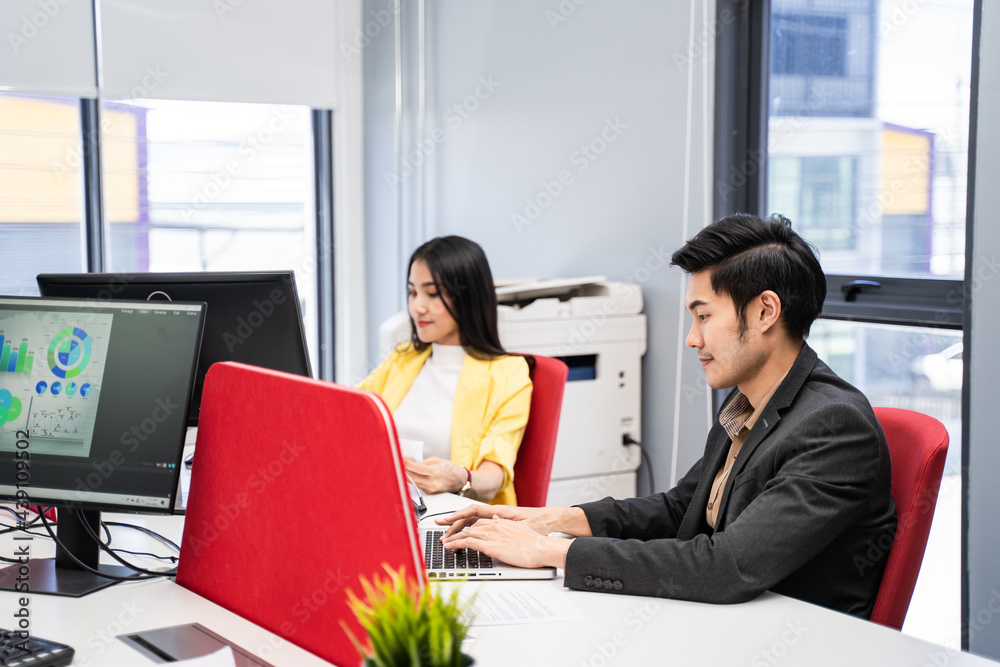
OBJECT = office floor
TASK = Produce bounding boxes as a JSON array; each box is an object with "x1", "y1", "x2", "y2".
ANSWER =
[{"x1": 903, "y1": 473, "x2": 961, "y2": 650}]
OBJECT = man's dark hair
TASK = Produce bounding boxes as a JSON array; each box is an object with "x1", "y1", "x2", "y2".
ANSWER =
[
  {"x1": 670, "y1": 213, "x2": 827, "y2": 340},
  {"x1": 406, "y1": 235, "x2": 507, "y2": 359}
]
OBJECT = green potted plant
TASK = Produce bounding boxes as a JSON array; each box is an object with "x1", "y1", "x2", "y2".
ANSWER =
[{"x1": 343, "y1": 565, "x2": 476, "y2": 667}]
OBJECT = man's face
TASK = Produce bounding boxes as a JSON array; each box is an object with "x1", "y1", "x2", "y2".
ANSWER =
[{"x1": 685, "y1": 271, "x2": 767, "y2": 390}]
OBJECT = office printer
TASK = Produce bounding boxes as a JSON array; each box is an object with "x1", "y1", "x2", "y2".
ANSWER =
[{"x1": 378, "y1": 276, "x2": 647, "y2": 506}]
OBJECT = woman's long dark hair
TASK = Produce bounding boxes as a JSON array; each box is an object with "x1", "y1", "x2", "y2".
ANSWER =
[{"x1": 406, "y1": 236, "x2": 507, "y2": 360}]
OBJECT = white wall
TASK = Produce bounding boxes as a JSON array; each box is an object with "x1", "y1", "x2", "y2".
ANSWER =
[{"x1": 363, "y1": 0, "x2": 717, "y2": 492}]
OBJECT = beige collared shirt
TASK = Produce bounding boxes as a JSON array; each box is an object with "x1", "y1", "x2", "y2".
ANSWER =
[{"x1": 705, "y1": 368, "x2": 791, "y2": 528}]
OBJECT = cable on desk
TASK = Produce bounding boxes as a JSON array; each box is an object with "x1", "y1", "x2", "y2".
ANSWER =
[
  {"x1": 0, "y1": 526, "x2": 56, "y2": 563},
  {"x1": 1, "y1": 507, "x2": 22, "y2": 522},
  {"x1": 0, "y1": 526, "x2": 51, "y2": 539},
  {"x1": 102, "y1": 521, "x2": 180, "y2": 565},
  {"x1": 37, "y1": 509, "x2": 162, "y2": 582},
  {"x1": 103, "y1": 521, "x2": 181, "y2": 555},
  {"x1": 0, "y1": 506, "x2": 44, "y2": 525},
  {"x1": 0, "y1": 508, "x2": 55, "y2": 536},
  {"x1": 0, "y1": 507, "x2": 55, "y2": 562},
  {"x1": 75, "y1": 510, "x2": 177, "y2": 578},
  {"x1": 112, "y1": 548, "x2": 178, "y2": 563},
  {"x1": 2, "y1": 506, "x2": 107, "y2": 546},
  {"x1": 3, "y1": 506, "x2": 178, "y2": 573}
]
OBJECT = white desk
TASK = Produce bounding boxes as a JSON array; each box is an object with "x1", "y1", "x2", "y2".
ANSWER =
[
  {"x1": 1, "y1": 512, "x2": 331, "y2": 667},
  {"x1": 3, "y1": 497, "x2": 997, "y2": 667}
]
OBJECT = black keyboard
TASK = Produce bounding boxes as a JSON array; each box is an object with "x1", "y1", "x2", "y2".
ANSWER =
[
  {"x1": 0, "y1": 629, "x2": 74, "y2": 667},
  {"x1": 424, "y1": 530, "x2": 494, "y2": 570}
]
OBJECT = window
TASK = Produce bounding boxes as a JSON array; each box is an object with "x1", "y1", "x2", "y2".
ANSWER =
[
  {"x1": 100, "y1": 100, "x2": 319, "y2": 371},
  {"x1": 767, "y1": 0, "x2": 970, "y2": 279},
  {"x1": 1, "y1": 96, "x2": 330, "y2": 378},
  {"x1": 770, "y1": 4, "x2": 875, "y2": 118},
  {"x1": 769, "y1": 156, "x2": 858, "y2": 250},
  {"x1": 773, "y1": 14, "x2": 849, "y2": 77},
  {"x1": 0, "y1": 94, "x2": 85, "y2": 295},
  {"x1": 716, "y1": 0, "x2": 975, "y2": 649}
]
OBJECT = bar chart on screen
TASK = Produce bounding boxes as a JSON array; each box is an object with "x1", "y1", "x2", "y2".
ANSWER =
[{"x1": 0, "y1": 335, "x2": 35, "y2": 373}]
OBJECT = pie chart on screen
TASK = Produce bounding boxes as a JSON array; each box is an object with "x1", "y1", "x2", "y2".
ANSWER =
[{"x1": 48, "y1": 327, "x2": 92, "y2": 379}]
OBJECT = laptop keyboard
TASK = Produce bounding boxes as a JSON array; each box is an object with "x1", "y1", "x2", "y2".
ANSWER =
[
  {"x1": 0, "y1": 628, "x2": 74, "y2": 667},
  {"x1": 424, "y1": 530, "x2": 494, "y2": 570}
]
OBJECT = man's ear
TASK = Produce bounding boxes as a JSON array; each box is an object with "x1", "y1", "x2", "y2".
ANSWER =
[{"x1": 756, "y1": 290, "x2": 783, "y2": 334}]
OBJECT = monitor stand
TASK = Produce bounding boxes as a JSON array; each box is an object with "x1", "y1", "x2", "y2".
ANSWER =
[{"x1": 0, "y1": 509, "x2": 135, "y2": 597}]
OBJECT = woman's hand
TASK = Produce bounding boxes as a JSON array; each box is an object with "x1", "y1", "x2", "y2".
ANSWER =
[
  {"x1": 404, "y1": 457, "x2": 467, "y2": 495},
  {"x1": 404, "y1": 458, "x2": 505, "y2": 501}
]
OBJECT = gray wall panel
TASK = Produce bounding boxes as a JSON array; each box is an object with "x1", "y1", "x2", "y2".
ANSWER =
[
  {"x1": 362, "y1": 0, "x2": 404, "y2": 380},
  {"x1": 967, "y1": 0, "x2": 1000, "y2": 660},
  {"x1": 364, "y1": 0, "x2": 716, "y2": 492},
  {"x1": 0, "y1": 0, "x2": 96, "y2": 97},
  {"x1": 100, "y1": 0, "x2": 339, "y2": 106}
]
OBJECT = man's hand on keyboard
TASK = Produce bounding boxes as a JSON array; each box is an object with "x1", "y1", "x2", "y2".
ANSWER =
[
  {"x1": 437, "y1": 504, "x2": 592, "y2": 540},
  {"x1": 439, "y1": 515, "x2": 573, "y2": 570}
]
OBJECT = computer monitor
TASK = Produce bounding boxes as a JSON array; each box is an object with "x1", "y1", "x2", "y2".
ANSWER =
[
  {"x1": 0, "y1": 295, "x2": 205, "y2": 596},
  {"x1": 36, "y1": 271, "x2": 312, "y2": 427}
]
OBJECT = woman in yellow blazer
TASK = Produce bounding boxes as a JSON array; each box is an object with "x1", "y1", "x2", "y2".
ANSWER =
[{"x1": 358, "y1": 236, "x2": 532, "y2": 505}]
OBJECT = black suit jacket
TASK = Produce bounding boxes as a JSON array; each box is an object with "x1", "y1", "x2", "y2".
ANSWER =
[{"x1": 564, "y1": 344, "x2": 896, "y2": 618}]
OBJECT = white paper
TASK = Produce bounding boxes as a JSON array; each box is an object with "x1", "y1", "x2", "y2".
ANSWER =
[
  {"x1": 172, "y1": 647, "x2": 238, "y2": 666},
  {"x1": 464, "y1": 586, "x2": 587, "y2": 626},
  {"x1": 400, "y1": 438, "x2": 424, "y2": 462}
]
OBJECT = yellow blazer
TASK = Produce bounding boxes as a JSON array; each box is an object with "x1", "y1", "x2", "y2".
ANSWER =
[{"x1": 357, "y1": 344, "x2": 532, "y2": 505}]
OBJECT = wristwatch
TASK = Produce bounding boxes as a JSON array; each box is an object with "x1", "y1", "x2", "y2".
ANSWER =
[{"x1": 457, "y1": 467, "x2": 472, "y2": 497}]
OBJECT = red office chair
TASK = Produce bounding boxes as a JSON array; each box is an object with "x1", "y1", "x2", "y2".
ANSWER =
[
  {"x1": 870, "y1": 407, "x2": 950, "y2": 630},
  {"x1": 512, "y1": 354, "x2": 568, "y2": 507}
]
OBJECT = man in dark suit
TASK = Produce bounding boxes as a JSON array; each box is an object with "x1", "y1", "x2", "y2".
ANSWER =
[{"x1": 441, "y1": 213, "x2": 896, "y2": 618}]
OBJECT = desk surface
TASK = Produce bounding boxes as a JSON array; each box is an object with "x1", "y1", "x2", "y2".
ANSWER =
[{"x1": 3, "y1": 494, "x2": 996, "y2": 667}]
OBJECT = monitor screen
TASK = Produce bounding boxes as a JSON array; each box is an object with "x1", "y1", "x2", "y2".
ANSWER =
[
  {"x1": 36, "y1": 271, "x2": 312, "y2": 426},
  {"x1": 0, "y1": 296, "x2": 204, "y2": 513}
]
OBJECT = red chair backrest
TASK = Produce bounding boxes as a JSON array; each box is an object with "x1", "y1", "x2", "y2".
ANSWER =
[
  {"x1": 178, "y1": 362, "x2": 425, "y2": 666},
  {"x1": 870, "y1": 406, "x2": 949, "y2": 629},
  {"x1": 512, "y1": 354, "x2": 568, "y2": 507},
  {"x1": 29, "y1": 506, "x2": 57, "y2": 522}
]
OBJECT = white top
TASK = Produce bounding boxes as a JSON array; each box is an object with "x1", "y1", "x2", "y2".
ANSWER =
[{"x1": 392, "y1": 343, "x2": 466, "y2": 461}]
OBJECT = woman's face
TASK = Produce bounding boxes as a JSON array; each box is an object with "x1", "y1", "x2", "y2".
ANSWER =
[{"x1": 408, "y1": 259, "x2": 461, "y2": 346}]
